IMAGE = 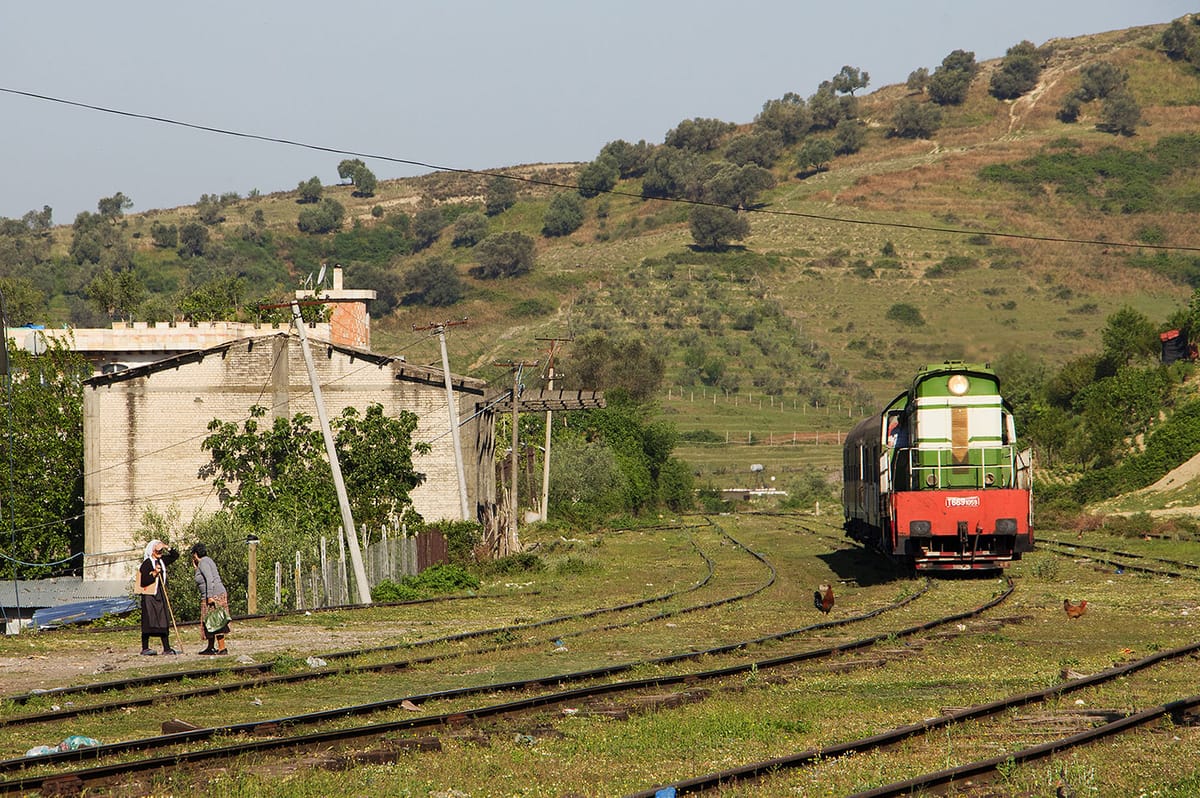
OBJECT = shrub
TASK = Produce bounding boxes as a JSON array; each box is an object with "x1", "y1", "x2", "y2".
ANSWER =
[{"x1": 885, "y1": 303, "x2": 925, "y2": 326}]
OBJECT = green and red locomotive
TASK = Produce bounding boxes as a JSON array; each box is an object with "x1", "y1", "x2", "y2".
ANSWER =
[{"x1": 842, "y1": 361, "x2": 1034, "y2": 572}]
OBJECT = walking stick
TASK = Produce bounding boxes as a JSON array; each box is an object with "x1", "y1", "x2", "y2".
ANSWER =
[{"x1": 158, "y1": 571, "x2": 183, "y2": 650}]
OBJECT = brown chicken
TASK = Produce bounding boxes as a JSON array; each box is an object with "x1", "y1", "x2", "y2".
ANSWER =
[
  {"x1": 814, "y1": 583, "x2": 834, "y2": 614},
  {"x1": 1063, "y1": 598, "x2": 1088, "y2": 619}
]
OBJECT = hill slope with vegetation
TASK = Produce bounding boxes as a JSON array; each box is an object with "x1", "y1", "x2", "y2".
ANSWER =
[{"x1": 5, "y1": 15, "x2": 1200, "y2": 530}]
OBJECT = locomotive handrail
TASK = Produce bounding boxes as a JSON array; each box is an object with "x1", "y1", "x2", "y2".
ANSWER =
[{"x1": 893, "y1": 444, "x2": 1024, "y2": 491}]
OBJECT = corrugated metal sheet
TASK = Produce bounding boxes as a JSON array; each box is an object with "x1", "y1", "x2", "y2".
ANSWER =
[{"x1": 31, "y1": 597, "x2": 138, "y2": 629}]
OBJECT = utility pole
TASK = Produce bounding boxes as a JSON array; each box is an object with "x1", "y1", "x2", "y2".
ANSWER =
[
  {"x1": 494, "y1": 359, "x2": 538, "y2": 554},
  {"x1": 414, "y1": 319, "x2": 471, "y2": 521},
  {"x1": 288, "y1": 301, "x2": 372, "y2": 604},
  {"x1": 535, "y1": 336, "x2": 572, "y2": 522}
]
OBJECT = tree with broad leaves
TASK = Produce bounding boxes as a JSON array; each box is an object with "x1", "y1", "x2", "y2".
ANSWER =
[
  {"x1": 200, "y1": 403, "x2": 429, "y2": 535},
  {"x1": 689, "y1": 205, "x2": 749, "y2": 250},
  {"x1": 0, "y1": 338, "x2": 90, "y2": 578}
]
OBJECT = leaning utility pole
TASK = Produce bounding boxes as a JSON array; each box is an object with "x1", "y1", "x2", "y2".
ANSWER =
[
  {"x1": 414, "y1": 319, "x2": 471, "y2": 521},
  {"x1": 288, "y1": 301, "x2": 372, "y2": 604},
  {"x1": 535, "y1": 336, "x2": 572, "y2": 522},
  {"x1": 494, "y1": 359, "x2": 538, "y2": 554}
]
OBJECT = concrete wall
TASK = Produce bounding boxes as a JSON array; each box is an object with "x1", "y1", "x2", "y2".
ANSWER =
[{"x1": 82, "y1": 333, "x2": 488, "y2": 583}]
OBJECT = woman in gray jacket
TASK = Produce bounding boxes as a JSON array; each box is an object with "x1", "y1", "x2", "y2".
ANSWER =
[{"x1": 190, "y1": 543, "x2": 230, "y2": 655}]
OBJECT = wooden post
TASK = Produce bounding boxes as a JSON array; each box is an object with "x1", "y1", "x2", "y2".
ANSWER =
[
  {"x1": 294, "y1": 552, "x2": 303, "y2": 610},
  {"x1": 247, "y1": 537, "x2": 259, "y2": 614}
]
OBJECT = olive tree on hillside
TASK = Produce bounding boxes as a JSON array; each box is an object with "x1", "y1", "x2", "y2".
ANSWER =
[
  {"x1": 689, "y1": 205, "x2": 749, "y2": 250},
  {"x1": 470, "y1": 231, "x2": 535, "y2": 278},
  {"x1": 542, "y1": 192, "x2": 585, "y2": 237},
  {"x1": 297, "y1": 176, "x2": 323, "y2": 204},
  {"x1": 599, "y1": 139, "x2": 654, "y2": 178},
  {"x1": 402, "y1": 257, "x2": 465, "y2": 306},
  {"x1": 989, "y1": 41, "x2": 1044, "y2": 100},
  {"x1": 338, "y1": 158, "x2": 378, "y2": 197},
  {"x1": 755, "y1": 93, "x2": 811, "y2": 144},
  {"x1": 664, "y1": 117, "x2": 736, "y2": 152},
  {"x1": 890, "y1": 100, "x2": 943, "y2": 139},
  {"x1": 484, "y1": 175, "x2": 518, "y2": 216},
  {"x1": 928, "y1": 49, "x2": 978, "y2": 105}
]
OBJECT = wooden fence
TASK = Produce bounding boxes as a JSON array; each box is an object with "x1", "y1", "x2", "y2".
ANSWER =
[{"x1": 276, "y1": 527, "x2": 448, "y2": 610}]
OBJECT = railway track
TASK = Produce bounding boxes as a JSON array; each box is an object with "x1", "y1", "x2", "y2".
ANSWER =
[
  {"x1": 0, "y1": 575, "x2": 988, "y2": 795},
  {"x1": 623, "y1": 638, "x2": 1200, "y2": 796},
  {"x1": 1039, "y1": 536, "x2": 1200, "y2": 580},
  {"x1": 2, "y1": 523, "x2": 769, "y2": 727}
]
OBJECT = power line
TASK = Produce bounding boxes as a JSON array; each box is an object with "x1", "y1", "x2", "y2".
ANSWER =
[{"x1": 2, "y1": 86, "x2": 1197, "y2": 253}]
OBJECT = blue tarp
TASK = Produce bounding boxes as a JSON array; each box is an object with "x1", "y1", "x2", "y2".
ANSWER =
[{"x1": 32, "y1": 597, "x2": 137, "y2": 629}]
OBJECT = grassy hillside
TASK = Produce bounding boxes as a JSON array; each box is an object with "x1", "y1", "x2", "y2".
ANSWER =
[{"x1": 8, "y1": 18, "x2": 1200, "y2": 495}]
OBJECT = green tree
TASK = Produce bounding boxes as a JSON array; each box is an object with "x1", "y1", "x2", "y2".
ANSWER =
[
  {"x1": 700, "y1": 163, "x2": 775, "y2": 209},
  {"x1": 598, "y1": 139, "x2": 654, "y2": 178},
  {"x1": 1078, "y1": 61, "x2": 1127, "y2": 102},
  {"x1": 664, "y1": 117, "x2": 736, "y2": 152},
  {"x1": 177, "y1": 276, "x2": 246, "y2": 321},
  {"x1": 1161, "y1": 19, "x2": 1197, "y2": 61},
  {"x1": 0, "y1": 277, "x2": 47, "y2": 325},
  {"x1": 559, "y1": 396, "x2": 687, "y2": 517},
  {"x1": 578, "y1": 156, "x2": 619, "y2": 198},
  {"x1": 403, "y1": 257, "x2": 465, "y2": 306},
  {"x1": 890, "y1": 99, "x2": 942, "y2": 139},
  {"x1": 451, "y1": 211, "x2": 489, "y2": 248},
  {"x1": 755, "y1": 93, "x2": 811, "y2": 144},
  {"x1": 562, "y1": 332, "x2": 665, "y2": 402},
  {"x1": 641, "y1": 147, "x2": 701, "y2": 200},
  {"x1": 796, "y1": 137, "x2": 836, "y2": 173},
  {"x1": 470, "y1": 231, "x2": 535, "y2": 278},
  {"x1": 725, "y1": 128, "x2": 784, "y2": 167},
  {"x1": 297, "y1": 176, "x2": 323, "y2": 204},
  {"x1": 928, "y1": 49, "x2": 977, "y2": 105},
  {"x1": 150, "y1": 221, "x2": 178, "y2": 248},
  {"x1": 97, "y1": 192, "x2": 133, "y2": 221},
  {"x1": 833, "y1": 119, "x2": 868, "y2": 155},
  {"x1": 200, "y1": 403, "x2": 429, "y2": 535},
  {"x1": 296, "y1": 198, "x2": 346, "y2": 234},
  {"x1": 338, "y1": 159, "x2": 377, "y2": 197},
  {"x1": 1098, "y1": 89, "x2": 1141, "y2": 136},
  {"x1": 484, "y1": 175, "x2": 518, "y2": 216},
  {"x1": 542, "y1": 192, "x2": 585, "y2": 237},
  {"x1": 86, "y1": 269, "x2": 146, "y2": 321},
  {"x1": 178, "y1": 221, "x2": 209, "y2": 256},
  {"x1": 830, "y1": 64, "x2": 870, "y2": 96},
  {"x1": 689, "y1": 205, "x2": 749, "y2": 250},
  {"x1": 0, "y1": 338, "x2": 90, "y2": 578},
  {"x1": 338, "y1": 159, "x2": 366, "y2": 182},
  {"x1": 196, "y1": 193, "x2": 227, "y2": 225},
  {"x1": 989, "y1": 41, "x2": 1042, "y2": 100},
  {"x1": 1100, "y1": 306, "x2": 1158, "y2": 366},
  {"x1": 413, "y1": 207, "x2": 445, "y2": 249},
  {"x1": 906, "y1": 68, "x2": 930, "y2": 93}
]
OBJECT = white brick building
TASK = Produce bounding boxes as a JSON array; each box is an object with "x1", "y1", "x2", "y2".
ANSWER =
[{"x1": 82, "y1": 333, "x2": 492, "y2": 584}]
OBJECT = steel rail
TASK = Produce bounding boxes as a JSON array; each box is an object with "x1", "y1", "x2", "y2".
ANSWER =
[
  {"x1": 2, "y1": 524, "x2": 725, "y2": 710},
  {"x1": 0, "y1": 577, "x2": 957, "y2": 793},
  {"x1": 624, "y1": 636, "x2": 1200, "y2": 797},
  {"x1": 0, "y1": 529, "x2": 744, "y2": 729}
]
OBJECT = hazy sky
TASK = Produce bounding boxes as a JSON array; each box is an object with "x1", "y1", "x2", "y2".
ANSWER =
[{"x1": 0, "y1": 1, "x2": 1192, "y2": 222}]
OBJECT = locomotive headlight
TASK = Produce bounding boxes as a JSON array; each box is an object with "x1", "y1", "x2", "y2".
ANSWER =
[
  {"x1": 925, "y1": 473, "x2": 937, "y2": 487},
  {"x1": 947, "y1": 374, "x2": 970, "y2": 395}
]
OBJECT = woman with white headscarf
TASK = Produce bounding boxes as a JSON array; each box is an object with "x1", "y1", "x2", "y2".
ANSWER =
[{"x1": 137, "y1": 539, "x2": 180, "y2": 655}]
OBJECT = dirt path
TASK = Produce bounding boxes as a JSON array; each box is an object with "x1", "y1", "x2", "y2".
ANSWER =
[{"x1": 1, "y1": 621, "x2": 404, "y2": 697}]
